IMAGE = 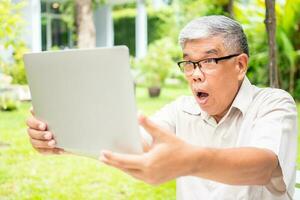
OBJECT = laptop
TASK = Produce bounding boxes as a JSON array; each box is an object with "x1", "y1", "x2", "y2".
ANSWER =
[{"x1": 24, "y1": 46, "x2": 143, "y2": 158}]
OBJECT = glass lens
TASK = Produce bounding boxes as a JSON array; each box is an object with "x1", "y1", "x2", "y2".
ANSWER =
[
  {"x1": 182, "y1": 61, "x2": 194, "y2": 74},
  {"x1": 200, "y1": 59, "x2": 217, "y2": 74}
]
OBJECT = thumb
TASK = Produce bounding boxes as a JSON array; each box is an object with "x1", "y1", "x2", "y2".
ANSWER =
[
  {"x1": 138, "y1": 114, "x2": 163, "y2": 141},
  {"x1": 141, "y1": 139, "x2": 151, "y2": 152}
]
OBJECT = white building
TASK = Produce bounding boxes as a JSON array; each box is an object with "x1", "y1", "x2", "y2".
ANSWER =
[{"x1": 12, "y1": 0, "x2": 167, "y2": 58}]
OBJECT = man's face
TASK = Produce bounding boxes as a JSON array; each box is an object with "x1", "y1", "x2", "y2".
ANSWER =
[{"x1": 182, "y1": 37, "x2": 248, "y2": 122}]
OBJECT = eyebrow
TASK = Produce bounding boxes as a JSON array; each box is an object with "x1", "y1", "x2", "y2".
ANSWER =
[
  {"x1": 205, "y1": 49, "x2": 219, "y2": 55},
  {"x1": 183, "y1": 48, "x2": 219, "y2": 59}
]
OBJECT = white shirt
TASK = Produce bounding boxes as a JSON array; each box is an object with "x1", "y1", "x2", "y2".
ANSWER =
[{"x1": 143, "y1": 77, "x2": 298, "y2": 200}]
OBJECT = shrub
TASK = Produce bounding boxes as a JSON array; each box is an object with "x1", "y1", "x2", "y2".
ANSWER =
[
  {"x1": 0, "y1": 89, "x2": 20, "y2": 111},
  {"x1": 135, "y1": 37, "x2": 181, "y2": 88},
  {"x1": 0, "y1": 0, "x2": 28, "y2": 85},
  {"x1": 3, "y1": 42, "x2": 28, "y2": 84}
]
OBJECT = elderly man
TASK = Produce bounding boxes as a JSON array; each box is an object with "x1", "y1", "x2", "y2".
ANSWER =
[{"x1": 26, "y1": 15, "x2": 297, "y2": 199}]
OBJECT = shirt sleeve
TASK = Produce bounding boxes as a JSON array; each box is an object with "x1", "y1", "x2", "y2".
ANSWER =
[{"x1": 248, "y1": 89, "x2": 298, "y2": 195}]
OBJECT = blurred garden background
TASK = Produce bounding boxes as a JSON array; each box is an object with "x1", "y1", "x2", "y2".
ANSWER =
[{"x1": 0, "y1": 0, "x2": 300, "y2": 199}]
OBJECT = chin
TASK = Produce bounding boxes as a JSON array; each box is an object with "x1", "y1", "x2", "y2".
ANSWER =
[
  {"x1": 196, "y1": 101, "x2": 218, "y2": 116},
  {"x1": 197, "y1": 103, "x2": 212, "y2": 114}
]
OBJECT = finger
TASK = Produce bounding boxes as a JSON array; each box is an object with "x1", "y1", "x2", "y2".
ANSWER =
[
  {"x1": 30, "y1": 107, "x2": 35, "y2": 116},
  {"x1": 138, "y1": 115, "x2": 163, "y2": 140},
  {"x1": 100, "y1": 150, "x2": 143, "y2": 170},
  {"x1": 101, "y1": 156, "x2": 143, "y2": 179},
  {"x1": 26, "y1": 116, "x2": 47, "y2": 131},
  {"x1": 30, "y1": 138, "x2": 56, "y2": 149},
  {"x1": 36, "y1": 147, "x2": 64, "y2": 155},
  {"x1": 27, "y1": 129, "x2": 53, "y2": 140},
  {"x1": 142, "y1": 139, "x2": 151, "y2": 152},
  {"x1": 119, "y1": 167, "x2": 144, "y2": 180},
  {"x1": 101, "y1": 157, "x2": 144, "y2": 180}
]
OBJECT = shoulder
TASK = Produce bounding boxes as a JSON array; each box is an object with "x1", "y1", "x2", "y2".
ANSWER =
[
  {"x1": 154, "y1": 95, "x2": 198, "y2": 115},
  {"x1": 251, "y1": 86, "x2": 297, "y2": 116},
  {"x1": 253, "y1": 87, "x2": 295, "y2": 105}
]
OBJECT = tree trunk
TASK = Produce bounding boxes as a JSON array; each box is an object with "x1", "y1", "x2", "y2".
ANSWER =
[
  {"x1": 75, "y1": 0, "x2": 96, "y2": 48},
  {"x1": 225, "y1": 0, "x2": 234, "y2": 18},
  {"x1": 264, "y1": 0, "x2": 279, "y2": 88}
]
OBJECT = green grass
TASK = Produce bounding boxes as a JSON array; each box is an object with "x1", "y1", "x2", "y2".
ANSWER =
[
  {"x1": 0, "y1": 86, "x2": 299, "y2": 199},
  {"x1": 0, "y1": 86, "x2": 190, "y2": 200},
  {"x1": 136, "y1": 86, "x2": 191, "y2": 115}
]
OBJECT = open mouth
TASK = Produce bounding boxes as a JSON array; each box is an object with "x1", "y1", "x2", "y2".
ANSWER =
[
  {"x1": 197, "y1": 92, "x2": 209, "y2": 98},
  {"x1": 196, "y1": 91, "x2": 209, "y2": 104}
]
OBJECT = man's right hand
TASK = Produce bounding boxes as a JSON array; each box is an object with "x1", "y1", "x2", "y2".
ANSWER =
[{"x1": 26, "y1": 108, "x2": 64, "y2": 154}]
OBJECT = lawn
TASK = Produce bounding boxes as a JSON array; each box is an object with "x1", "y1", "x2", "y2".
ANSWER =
[{"x1": 0, "y1": 86, "x2": 299, "y2": 199}]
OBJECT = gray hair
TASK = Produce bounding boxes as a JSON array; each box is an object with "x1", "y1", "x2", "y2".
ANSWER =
[{"x1": 178, "y1": 15, "x2": 249, "y2": 56}]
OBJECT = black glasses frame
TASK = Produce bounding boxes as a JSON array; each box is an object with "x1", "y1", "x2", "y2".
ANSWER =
[{"x1": 177, "y1": 53, "x2": 241, "y2": 73}]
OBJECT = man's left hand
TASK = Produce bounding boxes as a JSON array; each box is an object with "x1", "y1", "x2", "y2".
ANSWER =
[{"x1": 99, "y1": 115, "x2": 197, "y2": 185}]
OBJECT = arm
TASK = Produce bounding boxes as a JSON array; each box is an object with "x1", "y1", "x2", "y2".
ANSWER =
[
  {"x1": 100, "y1": 115, "x2": 279, "y2": 185},
  {"x1": 189, "y1": 147, "x2": 279, "y2": 185}
]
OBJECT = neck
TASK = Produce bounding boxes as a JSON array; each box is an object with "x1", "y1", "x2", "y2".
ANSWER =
[
  {"x1": 213, "y1": 106, "x2": 231, "y2": 123},
  {"x1": 213, "y1": 79, "x2": 244, "y2": 123}
]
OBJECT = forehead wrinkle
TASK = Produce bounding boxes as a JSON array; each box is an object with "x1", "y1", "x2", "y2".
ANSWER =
[
  {"x1": 205, "y1": 48, "x2": 219, "y2": 55},
  {"x1": 183, "y1": 48, "x2": 221, "y2": 60}
]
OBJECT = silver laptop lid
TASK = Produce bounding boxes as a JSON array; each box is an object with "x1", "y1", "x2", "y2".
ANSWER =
[{"x1": 24, "y1": 46, "x2": 143, "y2": 158}]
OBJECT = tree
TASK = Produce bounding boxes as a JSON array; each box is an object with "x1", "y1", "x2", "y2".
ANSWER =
[
  {"x1": 223, "y1": 0, "x2": 234, "y2": 18},
  {"x1": 0, "y1": 0, "x2": 28, "y2": 84},
  {"x1": 276, "y1": 0, "x2": 300, "y2": 95},
  {"x1": 264, "y1": 0, "x2": 279, "y2": 88},
  {"x1": 75, "y1": 0, "x2": 96, "y2": 48}
]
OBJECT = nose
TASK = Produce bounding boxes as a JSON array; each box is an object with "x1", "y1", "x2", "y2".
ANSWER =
[{"x1": 192, "y1": 66, "x2": 205, "y2": 82}]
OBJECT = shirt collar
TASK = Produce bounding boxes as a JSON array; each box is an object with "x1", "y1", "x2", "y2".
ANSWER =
[
  {"x1": 180, "y1": 96, "x2": 202, "y2": 115},
  {"x1": 231, "y1": 76, "x2": 254, "y2": 116},
  {"x1": 181, "y1": 76, "x2": 254, "y2": 118}
]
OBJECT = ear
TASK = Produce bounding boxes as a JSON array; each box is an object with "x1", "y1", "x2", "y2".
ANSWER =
[{"x1": 236, "y1": 53, "x2": 248, "y2": 81}]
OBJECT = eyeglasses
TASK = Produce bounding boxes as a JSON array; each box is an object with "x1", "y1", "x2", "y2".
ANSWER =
[{"x1": 177, "y1": 53, "x2": 241, "y2": 76}]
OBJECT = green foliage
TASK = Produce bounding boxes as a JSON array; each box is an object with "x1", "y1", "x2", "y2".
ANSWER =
[
  {"x1": 135, "y1": 38, "x2": 181, "y2": 88},
  {"x1": 2, "y1": 0, "x2": 299, "y2": 99},
  {"x1": 58, "y1": 0, "x2": 76, "y2": 32},
  {"x1": 234, "y1": 0, "x2": 300, "y2": 98},
  {"x1": 277, "y1": 28, "x2": 300, "y2": 91},
  {"x1": 115, "y1": 0, "x2": 230, "y2": 89},
  {"x1": 3, "y1": 42, "x2": 28, "y2": 84},
  {"x1": 113, "y1": 7, "x2": 176, "y2": 55},
  {"x1": 113, "y1": 8, "x2": 136, "y2": 55},
  {"x1": 148, "y1": 7, "x2": 177, "y2": 46},
  {"x1": 174, "y1": 0, "x2": 226, "y2": 27},
  {"x1": 0, "y1": 0, "x2": 28, "y2": 84},
  {"x1": 92, "y1": 0, "x2": 106, "y2": 7},
  {"x1": 0, "y1": 0, "x2": 26, "y2": 46},
  {"x1": 0, "y1": 91, "x2": 20, "y2": 111},
  {"x1": 295, "y1": 80, "x2": 300, "y2": 100},
  {"x1": 112, "y1": 1, "x2": 136, "y2": 10},
  {"x1": 276, "y1": 0, "x2": 300, "y2": 96},
  {"x1": 234, "y1": 0, "x2": 269, "y2": 86}
]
